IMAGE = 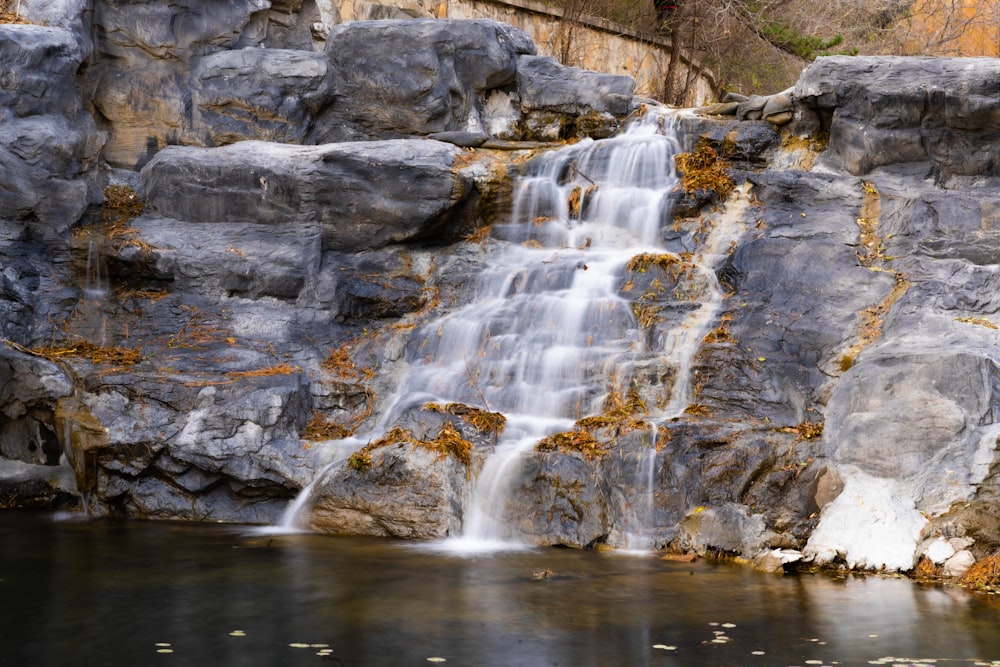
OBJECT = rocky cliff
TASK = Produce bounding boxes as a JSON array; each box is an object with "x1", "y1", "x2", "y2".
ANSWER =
[{"x1": 3, "y1": 1, "x2": 1000, "y2": 579}]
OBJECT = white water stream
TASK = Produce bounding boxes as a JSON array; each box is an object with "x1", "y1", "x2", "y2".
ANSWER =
[{"x1": 283, "y1": 109, "x2": 750, "y2": 549}]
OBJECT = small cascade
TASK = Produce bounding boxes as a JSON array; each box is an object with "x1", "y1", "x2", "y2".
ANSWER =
[
  {"x1": 266, "y1": 438, "x2": 366, "y2": 534},
  {"x1": 72, "y1": 233, "x2": 111, "y2": 346},
  {"x1": 286, "y1": 109, "x2": 749, "y2": 549}
]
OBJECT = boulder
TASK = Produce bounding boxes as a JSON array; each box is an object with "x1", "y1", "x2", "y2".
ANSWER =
[
  {"x1": 794, "y1": 56, "x2": 1000, "y2": 182},
  {"x1": 309, "y1": 440, "x2": 470, "y2": 538},
  {"x1": 191, "y1": 48, "x2": 330, "y2": 145},
  {"x1": 140, "y1": 139, "x2": 473, "y2": 251},
  {"x1": 118, "y1": 218, "x2": 324, "y2": 300},
  {"x1": 0, "y1": 347, "x2": 73, "y2": 466},
  {"x1": 311, "y1": 19, "x2": 536, "y2": 143},
  {"x1": 86, "y1": 0, "x2": 272, "y2": 167},
  {"x1": 515, "y1": 55, "x2": 634, "y2": 140},
  {"x1": 81, "y1": 370, "x2": 315, "y2": 523},
  {"x1": 0, "y1": 25, "x2": 105, "y2": 229}
]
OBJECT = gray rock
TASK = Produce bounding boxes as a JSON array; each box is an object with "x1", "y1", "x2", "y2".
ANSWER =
[
  {"x1": 81, "y1": 370, "x2": 315, "y2": 522},
  {"x1": 517, "y1": 55, "x2": 634, "y2": 117},
  {"x1": 427, "y1": 131, "x2": 490, "y2": 148},
  {"x1": 499, "y1": 449, "x2": 610, "y2": 548},
  {"x1": 794, "y1": 56, "x2": 1000, "y2": 181},
  {"x1": 140, "y1": 139, "x2": 472, "y2": 252},
  {"x1": 120, "y1": 217, "x2": 324, "y2": 300},
  {"x1": 311, "y1": 19, "x2": 536, "y2": 143},
  {"x1": 86, "y1": 0, "x2": 271, "y2": 167},
  {"x1": 0, "y1": 347, "x2": 73, "y2": 466},
  {"x1": 735, "y1": 94, "x2": 768, "y2": 121},
  {"x1": 191, "y1": 48, "x2": 330, "y2": 145},
  {"x1": 0, "y1": 459, "x2": 80, "y2": 510},
  {"x1": 679, "y1": 502, "x2": 768, "y2": 556},
  {"x1": 310, "y1": 441, "x2": 470, "y2": 539},
  {"x1": 0, "y1": 26, "x2": 105, "y2": 228}
]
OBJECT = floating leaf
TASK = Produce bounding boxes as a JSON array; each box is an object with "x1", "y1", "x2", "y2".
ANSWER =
[
  {"x1": 229, "y1": 631, "x2": 246, "y2": 637},
  {"x1": 289, "y1": 643, "x2": 311, "y2": 648},
  {"x1": 427, "y1": 658, "x2": 447, "y2": 663},
  {"x1": 652, "y1": 645, "x2": 677, "y2": 650}
]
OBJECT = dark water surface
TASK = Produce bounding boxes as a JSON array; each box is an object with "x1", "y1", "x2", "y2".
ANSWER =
[{"x1": 3, "y1": 512, "x2": 1000, "y2": 667}]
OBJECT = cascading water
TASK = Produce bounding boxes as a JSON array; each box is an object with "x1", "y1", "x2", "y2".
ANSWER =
[{"x1": 287, "y1": 108, "x2": 749, "y2": 549}]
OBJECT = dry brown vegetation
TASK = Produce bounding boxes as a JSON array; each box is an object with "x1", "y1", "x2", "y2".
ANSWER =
[
  {"x1": 959, "y1": 552, "x2": 1000, "y2": 592},
  {"x1": 0, "y1": 0, "x2": 28, "y2": 24},
  {"x1": 536, "y1": 428, "x2": 607, "y2": 459},
  {"x1": 321, "y1": 340, "x2": 376, "y2": 381},
  {"x1": 423, "y1": 402, "x2": 507, "y2": 435},
  {"x1": 33, "y1": 341, "x2": 142, "y2": 368},
  {"x1": 347, "y1": 422, "x2": 474, "y2": 474},
  {"x1": 780, "y1": 420, "x2": 824, "y2": 441},
  {"x1": 675, "y1": 143, "x2": 735, "y2": 199},
  {"x1": 547, "y1": 0, "x2": 1000, "y2": 102}
]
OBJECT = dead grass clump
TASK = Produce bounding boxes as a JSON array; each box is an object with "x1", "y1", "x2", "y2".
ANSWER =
[
  {"x1": 322, "y1": 340, "x2": 375, "y2": 381},
  {"x1": 347, "y1": 449, "x2": 373, "y2": 473},
  {"x1": 301, "y1": 412, "x2": 356, "y2": 441},
  {"x1": 102, "y1": 185, "x2": 144, "y2": 224},
  {"x1": 956, "y1": 316, "x2": 998, "y2": 330},
  {"x1": 625, "y1": 253, "x2": 682, "y2": 274},
  {"x1": 781, "y1": 420, "x2": 824, "y2": 441},
  {"x1": 347, "y1": 423, "x2": 473, "y2": 474},
  {"x1": 703, "y1": 313, "x2": 737, "y2": 344},
  {"x1": 632, "y1": 302, "x2": 661, "y2": 329},
  {"x1": 34, "y1": 341, "x2": 142, "y2": 368},
  {"x1": 99, "y1": 185, "x2": 151, "y2": 252},
  {"x1": 419, "y1": 421, "x2": 472, "y2": 466},
  {"x1": 912, "y1": 556, "x2": 943, "y2": 582},
  {"x1": 536, "y1": 428, "x2": 608, "y2": 459},
  {"x1": 959, "y1": 552, "x2": 1000, "y2": 592},
  {"x1": 464, "y1": 225, "x2": 493, "y2": 248},
  {"x1": 683, "y1": 403, "x2": 712, "y2": 418},
  {"x1": 424, "y1": 402, "x2": 506, "y2": 435},
  {"x1": 675, "y1": 142, "x2": 735, "y2": 199},
  {"x1": 228, "y1": 363, "x2": 298, "y2": 379},
  {"x1": 602, "y1": 383, "x2": 646, "y2": 421},
  {"x1": 0, "y1": 0, "x2": 29, "y2": 24},
  {"x1": 165, "y1": 306, "x2": 230, "y2": 350},
  {"x1": 575, "y1": 381, "x2": 648, "y2": 434}
]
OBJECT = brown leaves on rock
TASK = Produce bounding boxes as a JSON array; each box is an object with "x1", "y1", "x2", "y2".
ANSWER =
[
  {"x1": 423, "y1": 402, "x2": 506, "y2": 435},
  {"x1": 33, "y1": 341, "x2": 142, "y2": 368},
  {"x1": 536, "y1": 428, "x2": 607, "y2": 459},
  {"x1": 0, "y1": 0, "x2": 30, "y2": 24},
  {"x1": 322, "y1": 340, "x2": 375, "y2": 381},
  {"x1": 780, "y1": 420, "x2": 824, "y2": 441},
  {"x1": 959, "y1": 551, "x2": 1000, "y2": 592},
  {"x1": 675, "y1": 142, "x2": 735, "y2": 199},
  {"x1": 347, "y1": 422, "x2": 474, "y2": 475}
]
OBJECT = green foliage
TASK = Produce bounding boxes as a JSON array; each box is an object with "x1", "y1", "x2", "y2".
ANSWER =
[{"x1": 759, "y1": 19, "x2": 847, "y2": 60}]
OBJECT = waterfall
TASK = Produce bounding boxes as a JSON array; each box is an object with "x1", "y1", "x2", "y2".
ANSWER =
[{"x1": 285, "y1": 108, "x2": 749, "y2": 549}]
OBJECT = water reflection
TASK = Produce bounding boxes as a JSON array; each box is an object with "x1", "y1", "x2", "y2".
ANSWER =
[{"x1": 2, "y1": 512, "x2": 1000, "y2": 667}]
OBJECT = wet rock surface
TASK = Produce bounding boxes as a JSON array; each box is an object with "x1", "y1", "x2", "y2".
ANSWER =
[{"x1": 3, "y1": 1, "x2": 1000, "y2": 579}]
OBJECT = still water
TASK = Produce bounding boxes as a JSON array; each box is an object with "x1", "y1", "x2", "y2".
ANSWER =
[{"x1": 3, "y1": 512, "x2": 1000, "y2": 667}]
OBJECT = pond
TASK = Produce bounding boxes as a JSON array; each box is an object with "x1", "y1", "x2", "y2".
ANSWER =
[{"x1": 3, "y1": 511, "x2": 1000, "y2": 667}]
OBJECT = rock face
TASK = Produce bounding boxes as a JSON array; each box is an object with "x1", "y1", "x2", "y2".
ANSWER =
[
  {"x1": 141, "y1": 139, "x2": 473, "y2": 251},
  {"x1": 5, "y1": 2, "x2": 1000, "y2": 578},
  {"x1": 311, "y1": 19, "x2": 537, "y2": 142},
  {"x1": 0, "y1": 25, "x2": 104, "y2": 233},
  {"x1": 795, "y1": 56, "x2": 1000, "y2": 184}
]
